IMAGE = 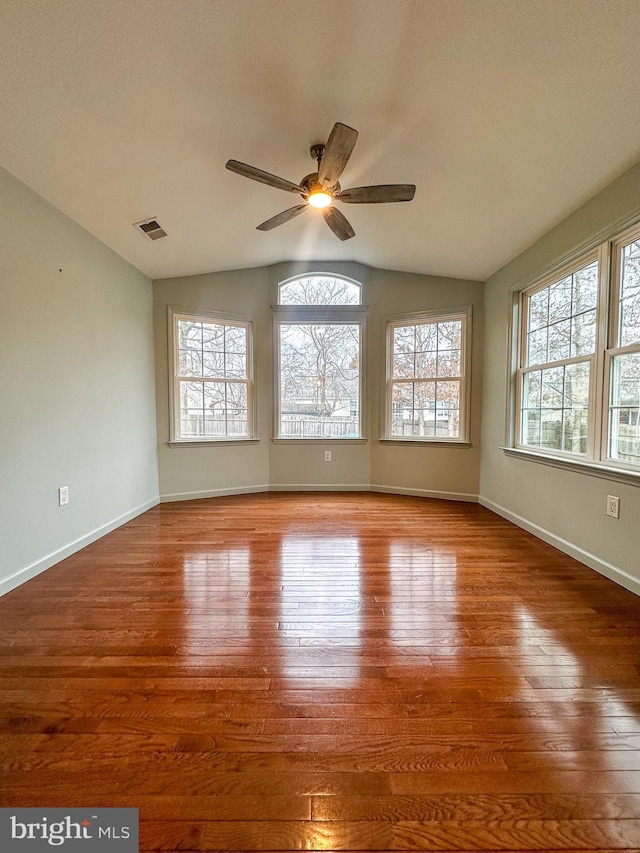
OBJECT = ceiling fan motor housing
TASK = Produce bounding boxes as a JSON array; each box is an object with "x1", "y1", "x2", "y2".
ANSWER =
[{"x1": 300, "y1": 172, "x2": 340, "y2": 197}]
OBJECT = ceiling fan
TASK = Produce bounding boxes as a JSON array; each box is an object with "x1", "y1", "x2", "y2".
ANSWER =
[{"x1": 225, "y1": 122, "x2": 416, "y2": 241}]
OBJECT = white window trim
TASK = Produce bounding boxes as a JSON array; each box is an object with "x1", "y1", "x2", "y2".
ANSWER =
[
  {"x1": 272, "y1": 288, "x2": 367, "y2": 441},
  {"x1": 507, "y1": 215, "x2": 640, "y2": 482},
  {"x1": 383, "y1": 306, "x2": 472, "y2": 444},
  {"x1": 168, "y1": 306, "x2": 256, "y2": 445}
]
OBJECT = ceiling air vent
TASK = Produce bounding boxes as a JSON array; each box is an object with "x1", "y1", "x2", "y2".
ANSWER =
[{"x1": 134, "y1": 218, "x2": 167, "y2": 241}]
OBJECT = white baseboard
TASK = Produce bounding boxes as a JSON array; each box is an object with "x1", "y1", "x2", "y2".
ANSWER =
[
  {"x1": 479, "y1": 496, "x2": 640, "y2": 598},
  {"x1": 0, "y1": 496, "x2": 160, "y2": 598},
  {"x1": 160, "y1": 484, "x2": 269, "y2": 502},
  {"x1": 269, "y1": 483, "x2": 371, "y2": 492},
  {"x1": 371, "y1": 484, "x2": 478, "y2": 502}
]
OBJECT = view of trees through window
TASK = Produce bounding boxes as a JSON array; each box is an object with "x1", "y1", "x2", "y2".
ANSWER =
[
  {"x1": 278, "y1": 276, "x2": 361, "y2": 439},
  {"x1": 279, "y1": 275, "x2": 360, "y2": 305},
  {"x1": 521, "y1": 261, "x2": 598, "y2": 454},
  {"x1": 388, "y1": 318, "x2": 464, "y2": 439},
  {"x1": 176, "y1": 317, "x2": 249, "y2": 439}
]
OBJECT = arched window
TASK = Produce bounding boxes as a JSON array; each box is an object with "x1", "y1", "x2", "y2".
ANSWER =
[
  {"x1": 278, "y1": 274, "x2": 361, "y2": 306},
  {"x1": 275, "y1": 274, "x2": 365, "y2": 440}
]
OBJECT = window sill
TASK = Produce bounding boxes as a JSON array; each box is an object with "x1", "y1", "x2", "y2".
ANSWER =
[
  {"x1": 501, "y1": 446, "x2": 640, "y2": 486},
  {"x1": 379, "y1": 438, "x2": 472, "y2": 447},
  {"x1": 272, "y1": 438, "x2": 368, "y2": 445},
  {"x1": 168, "y1": 438, "x2": 260, "y2": 447}
]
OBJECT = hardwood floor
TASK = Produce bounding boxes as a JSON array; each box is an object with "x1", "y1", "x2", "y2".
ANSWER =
[{"x1": 1, "y1": 492, "x2": 640, "y2": 851}]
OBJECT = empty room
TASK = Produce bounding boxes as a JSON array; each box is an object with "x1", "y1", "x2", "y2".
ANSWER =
[{"x1": 1, "y1": 1, "x2": 640, "y2": 851}]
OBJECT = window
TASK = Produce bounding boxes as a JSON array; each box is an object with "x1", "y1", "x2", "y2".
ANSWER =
[
  {"x1": 385, "y1": 310, "x2": 470, "y2": 442},
  {"x1": 170, "y1": 311, "x2": 253, "y2": 442},
  {"x1": 275, "y1": 275, "x2": 365, "y2": 440},
  {"x1": 514, "y1": 221, "x2": 640, "y2": 472},
  {"x1": 608, "y1": 226, "x2": 640, "y2": 465},
  {"x1": 518, "y1": 256, "x2": 598, "y2": 456}
]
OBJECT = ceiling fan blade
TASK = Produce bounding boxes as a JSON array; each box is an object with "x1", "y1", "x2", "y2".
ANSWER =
[
  {"x1": 256, "y1": 204, "x2": 308, "y2": 231},
  {"x1": 318, "y1": 123, "x2": 358, "y2": 188},
  {"x1": 336, "y1": 184, "x2": 416, "y2": 203},
  {"x1": 226, "y1": 160, "x2": 304, "y2": 194},
  {"x1": 322, "y1": 206, "x2": 355, "y2": 241}
]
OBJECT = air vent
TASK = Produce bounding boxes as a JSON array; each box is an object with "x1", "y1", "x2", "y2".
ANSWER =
[{"x1": 134, "y1": 218, "x2": 167, "y2": 241}]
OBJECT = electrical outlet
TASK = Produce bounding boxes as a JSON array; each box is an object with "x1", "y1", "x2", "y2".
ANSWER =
[
  {"x1": 59, "y1": 486, "x2": 69, "y2": 506},
  {"x1": 324, "y1": 451, "x2": 332, "y2": 462},
  {"x1": 606, "y1": 495, "x2": 619, "y2": 518}
]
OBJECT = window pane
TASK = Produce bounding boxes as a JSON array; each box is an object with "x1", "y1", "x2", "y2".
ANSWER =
[
  {"x1": 202, "y1": 323, "x2": 225, "y2": 351},
  {"x1": 573, "y1": 262, "x2": 598, "y2": 314},
  {"x1": 224, "y1": 351, "x2": 246, "y2": 379},
  {"x1": 436, "y1": 349, "x2": 460, "y2": 377},
  {"x1": 179, "y1": 348, "x2": 203, "y2": 377},
  {"x1": 539, "y1": 409, "x2": 563, "y2": 451},
  {"x1": 178, "y1": 320, "x2": 202, "y2": 349},
  {"x1": 609, "y1": 352, "x2": 640, "y2": 463},
  {"x1": 527, "y1": 328, "x2": 548, "y2": 365},
  {"x1": 570, "y1": 309, "x2": 596, "y2": 357},
  {"x1": 523, "y1": 408, "x2": 541, "y2": 446},
  {"x1": 541, "y1": 366, "x2": 563, "y2": 408},
  {"x1": 225, "y1": 325, "x2": 247, "y2": 354},
  {"x1": 180, "y1": 381, "x2": 204, "y2": 438},
  {"x1": 437, "y1": 321, "x2": 461, "y2": 351},
  {"x1": 279, "y1": 275, "x2": 361, "y2": 305},
  {"x1": 416, "y1": 351, "x2": 438, "y2": 378},
  {"x1": 202, "y1": 350, "x2": 224, "y2": 377},
  {"x1": 415, "y1": 323, "x2": 438, "y2": 352},
  {"x1": 521, "y1": 363, "x2": 589, "y2": 455},
  {"x1": 280, "y1": 323, "x2": 360, "y2": 438},
  {"x1": 547, "y1": 319, "x2": 571, "y2": 362},
  {"x1": 524, "y1": 259, "x2": 598, "y2": 368},
  {"x1": 393, "y1": 352, "x2": 415, "y2": 378},
  {"x1": 528, "y1": 288, "x2": 548, "y2": 332},
  {"x1": 394, "y1": 325, "x2": 415, "y2": 351},
  {"x1": 523, "y1": 371, "x2": 541, "y2": 408},
  {"x1": 620, "y1": 239, "x2": 640, "y2": 346},
  {"x1": 548, "y1": 275, "x2": 572, "y2": 324}
]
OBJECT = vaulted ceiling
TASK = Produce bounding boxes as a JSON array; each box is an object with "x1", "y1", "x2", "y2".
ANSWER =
[{"x1": 1, "y1": 0, "x2": 639, "y2": 281}]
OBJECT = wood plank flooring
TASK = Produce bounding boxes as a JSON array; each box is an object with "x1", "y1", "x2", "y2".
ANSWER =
[{"x1": 1, "y1": 492, "x2": 640, "y2": 851}]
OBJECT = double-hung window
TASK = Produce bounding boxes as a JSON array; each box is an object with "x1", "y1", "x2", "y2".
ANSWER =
[
  {"x1": 518, "y1": 255, "x2": 599, "y2": 456},
  {"x1": 515, "y1": 221, "x2": 640, "y2": 472},
  {"x1": 275, "y1": 274, "x2": 365, "y2": 440},
  {"x1": 170, "y1": 310, "x2": 254, "y2": 442},
  {"x1": 607, "y1": 226, "x2": 640, "y2": 465},
  {"x1": 385, "y1": 310, "x2": 470, "y2": 442}
]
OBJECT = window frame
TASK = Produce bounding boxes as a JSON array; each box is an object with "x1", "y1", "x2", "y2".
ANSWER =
[
  {"x1": 168, "y1": 307, "x2": 256, "y2": 445},
  {"x1": 273, "y1": 273, "x2": 367, "y2": 443},
  {"x1": 515, "y1": 247, "x2": 607, "y2": 462},
  {"x1": 383, "y1": 307, "x2": 472, "y2": 444},
  {"x1": 509, "y1": 218, "x2": 640, "y2": 480},
  {"x1": 603, "y1": 222, "x2": 640, "y2": 468}
]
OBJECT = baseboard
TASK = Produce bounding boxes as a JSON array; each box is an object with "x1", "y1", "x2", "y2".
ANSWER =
[
  {"x1": 161, "y1": 483, "x2": 479, "y2": 500},
  {"x1": 160, "y1": 484, "x2": 270, "y2": 502},
  {"x1": 478, "y1": 496, "x2": 640, "y2": 598},
  {"x1": 0, "y1": 496, "x2": 160, "y2": 598},
  {"x1": 371, "y1": 484, "x2": 478, "y2": 502},
  {"x1": 269, "y1": 483, "x2": 371, "y2": 492}
]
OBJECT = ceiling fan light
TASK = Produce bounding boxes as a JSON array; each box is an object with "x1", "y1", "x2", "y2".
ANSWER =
[{"x1": 308, "y1": 190, "x2": 332, "y2": 209}]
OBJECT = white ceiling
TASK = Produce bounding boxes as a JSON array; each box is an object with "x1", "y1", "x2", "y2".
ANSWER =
[{"x1": 1, "y1": 0, "x2": 640, "y2": 282}]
